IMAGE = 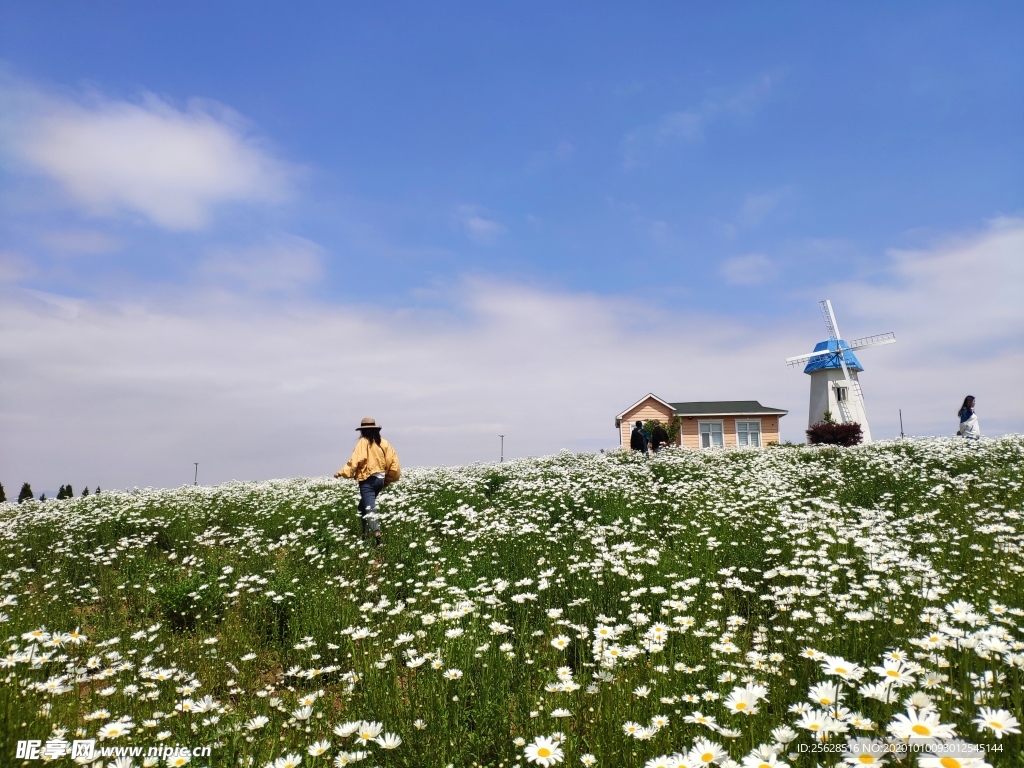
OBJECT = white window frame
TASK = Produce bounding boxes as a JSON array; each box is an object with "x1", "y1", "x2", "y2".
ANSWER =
[
  {"x1": 698, "y1": 420, "x2": 725, "y2": 449},
  {"x1": 831, "y1": 380, "x2": 849, "y2": 404},
  {"x1": 736, "y1": 419, "x2": 762, "y2": 447}
]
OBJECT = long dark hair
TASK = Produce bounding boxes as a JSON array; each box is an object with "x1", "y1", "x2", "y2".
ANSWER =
[
  {"x1": 959, "y1": 395, "x2": 975, "y2": 414},
  {"x1": 359, "y1": 428, "x2": 382, "y2": 446}
]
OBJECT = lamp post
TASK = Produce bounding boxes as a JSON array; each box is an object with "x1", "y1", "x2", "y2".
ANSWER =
[
  {"x1": 499, "y1": 435, "x2": 504, "y2": 463},
  {"x1": 194, "y1": 463, "x2": 199, "y2": 486}
]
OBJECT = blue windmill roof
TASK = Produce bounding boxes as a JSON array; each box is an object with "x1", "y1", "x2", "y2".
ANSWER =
[{"x1": 804, "y1": 339, "x2": 864, "y2": 374}]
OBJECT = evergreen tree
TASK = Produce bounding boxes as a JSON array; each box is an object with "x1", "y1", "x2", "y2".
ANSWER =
[
  {"x1": 82, "y1": 486, "x2": 90, "y2": 497},
  {"x1": 57, "y1": 485, "x2": 67, "y2": 500},
  {"x1": 0, "y1": 483, "x2": 6, "y2": 503},
  {"x1": 18, "y1": 483, "x2": 33, "y2": 503},
  {"x1": 95, "y1": 486, "x2": 101, "y2": 495},
  {"x1": 39, "y1": 493, "x2": 46, "y2": 502},
  {"x1": 66, "y1": 484, "x2": 74, "y2": 499}
]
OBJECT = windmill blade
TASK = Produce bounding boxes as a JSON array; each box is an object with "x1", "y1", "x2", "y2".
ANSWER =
[
  {"x1": 838, "y1": 352, "x2": 853, "y2": 384},
  {"x1": 819, "y1": 299, "x2": 841, "y2": 340},
  {"x1": 785, "y1": 351, "x2": 822, "y2": 363},
  {"x1": 786, "y1": 349, "x2": 833, "y2": 366},
  {"x1": 848, "y1": 331, "x2": 896, "y2": 351}
]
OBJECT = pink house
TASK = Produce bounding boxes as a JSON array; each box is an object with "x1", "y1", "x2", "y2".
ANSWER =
[{"x1": 615, "y1": 393, "x2": 787, "y2": 449}]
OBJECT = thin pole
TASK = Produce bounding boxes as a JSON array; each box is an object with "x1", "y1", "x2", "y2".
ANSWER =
[
  {"x1": 499, "y1": 435, "x2": 504, "y2": 463},
  {"x1": 899, "y1": 410, "x2": 904, "y2": 439},
  {"x1": 194, "y1": 463, "x2": 199, "y2": 486}
]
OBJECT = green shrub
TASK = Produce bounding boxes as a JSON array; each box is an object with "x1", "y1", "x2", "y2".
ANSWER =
[{"x1": 154, "y1": 571, "x2": 225, "y2": 632}]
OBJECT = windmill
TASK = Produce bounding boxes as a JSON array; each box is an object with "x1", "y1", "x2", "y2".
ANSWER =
[{"x1": 785, "y1": 300, "x2": 895, "y2": 443}]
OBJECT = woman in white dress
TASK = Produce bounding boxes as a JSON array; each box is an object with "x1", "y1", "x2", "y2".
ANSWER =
[{"x1": 957, "y1": 395, "x2": 980, "y2": 439}]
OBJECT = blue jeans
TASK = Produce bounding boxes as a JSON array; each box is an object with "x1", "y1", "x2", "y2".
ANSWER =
[{"x1": 358, "y1": 474, "x2": 385, "y2": 534}]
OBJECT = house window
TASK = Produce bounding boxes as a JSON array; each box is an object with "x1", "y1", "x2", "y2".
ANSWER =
[
  {"x1": 736, "y1": 420, "x2": 761, "y2": 447},
  {"x1": 699, "y1": 421, "x2": 724, "y2": 449}
]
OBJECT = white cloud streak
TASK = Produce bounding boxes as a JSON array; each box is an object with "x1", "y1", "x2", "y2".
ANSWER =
[
  {"x1": 455, "y1": 205, "x2": 506, "y2": 244},
  {"x1": 0, "y1": 76, "x2": 294, "y2": 230},
  {"x1": 0, "y1": 251, "x2": 35, "y2": 283},
  {"x1": 623, "y1": 73, "x2": 778, "y2": 169},
  {"x1": 839, "y1": 217, "x2": 1024, "y2": 351},
  {"x1": 525, "y1": 140, "x2": 575, "y2": 174},
  {"x1": 38, "y1": 229, "x2": 124, "y2": 255},
  {"x1": 737, "y1": 188, "x2": 791, "y2": 229},
  {"x1": 197, "y1": 235, "x2": 325, "y2": 295},
  {"x1": 0, "y1": 218, "x2": 1020, "y2": 494},
  {"x1": 719, "y1": 253, "x2": 777, "y2": 285}
]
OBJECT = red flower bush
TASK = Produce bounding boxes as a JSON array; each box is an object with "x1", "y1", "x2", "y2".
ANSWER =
[{"x1": 806, "y1": 420, "x2": 863, "y2": 446}]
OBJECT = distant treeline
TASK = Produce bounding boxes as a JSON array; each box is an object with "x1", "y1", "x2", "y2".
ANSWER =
[{"x1": 0, "y1": 482, "x2": 101, "y2": 503}]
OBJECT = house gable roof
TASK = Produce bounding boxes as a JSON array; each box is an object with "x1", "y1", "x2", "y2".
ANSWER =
[
  {"x1": 670, "y1": 400, "x2": 788, "y2": 417},
  {"x1": 616, "y1": 395, "x2": 787, "y2": 427},
  {"x1": 615, "y1": 393, "x2": 675, "y2": 427}
]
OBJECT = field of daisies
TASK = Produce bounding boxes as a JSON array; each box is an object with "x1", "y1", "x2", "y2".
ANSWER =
[{"x1": 1, "y1": 436, "x2": 1023, "y2": 768}]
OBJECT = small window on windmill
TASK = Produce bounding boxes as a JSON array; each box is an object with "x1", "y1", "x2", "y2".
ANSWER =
[{"x1": 835, "y1": 385, "x2": 849, "y2": 402}]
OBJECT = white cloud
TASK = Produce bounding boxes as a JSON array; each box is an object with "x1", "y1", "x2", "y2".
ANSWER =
[
  {"x1": 736, "y1": 188, "x2": 791, "y2": 229},
  {"x1": 39, "y1": 229, "x2": 123, "y2": 254},
  {"x1": 525, "y1": 140, "x2": 575, "y2": 174},
  {"x1": 455, "y1": 205, "x2": 506, "y2": 243},
  {"x1": 0, "y1": 76, "x2": 294, "y2": 230},
  {"x1": 0, "y1": 251, "x2": 35, "y2": 282},
  {"x1": 197, "y1": 235, "x2": 325, "y2": 294},
  {"x1": 0, "y1": 279, "x2": 786, "y2": 491},
  {"x1": 623, "y1": 73, "x2": 778, "y2": 169},
  {"x1": 0, "y1": 218, "x2": 1020, "y2": 493},
  {"x1": 719, "y1": 253, "x2": 777, "y2": 285},
  {"x1": 553, "y1": 140, "x2": 575, "y2": 163},
  {"x1": 838, "y1": 217, "x2": 1024, "y2": 350},
  {"x1": 713, "y1": 189, "x2": 792, "y2": 239},
  {"x1": 611, "y1": 80, "x2": 645, "y2": 98}
]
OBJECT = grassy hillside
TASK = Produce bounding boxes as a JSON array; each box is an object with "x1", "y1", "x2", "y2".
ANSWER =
[{"x1": 1, "y1": 437, "x2": 1022, "y2": 767}]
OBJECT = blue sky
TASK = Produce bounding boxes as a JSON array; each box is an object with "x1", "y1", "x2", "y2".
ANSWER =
[{"x1": 1, "y1": 3, "x2": 1022, "y2": 492}]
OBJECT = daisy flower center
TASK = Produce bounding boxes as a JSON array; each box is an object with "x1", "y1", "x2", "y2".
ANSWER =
[{"x1": 911, "y1": 724, "x2": 931, "y2": 735}]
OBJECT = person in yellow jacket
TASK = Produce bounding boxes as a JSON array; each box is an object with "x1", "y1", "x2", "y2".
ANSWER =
[{"x1": 334, "y1": 417, "x2": 401, "y2": 546}]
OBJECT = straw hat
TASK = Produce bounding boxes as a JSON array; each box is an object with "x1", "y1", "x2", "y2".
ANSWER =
[{"x1": 356, "y1": 417, "x2": 382, "y2": 431}]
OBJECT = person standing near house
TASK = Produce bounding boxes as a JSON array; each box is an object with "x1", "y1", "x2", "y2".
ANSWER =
[
  {"x1": 957, "y1": 396, "x2": 980, "y2": 439},
  {"x1": 650, "y1": 420, "x2": 671, "y2": 452},
  {"x1": 334, "y1": 417, "x2": 401, "y2": 546},
  {"x1": 630, "y1": 420, "x2": 649, "y2": 455}
]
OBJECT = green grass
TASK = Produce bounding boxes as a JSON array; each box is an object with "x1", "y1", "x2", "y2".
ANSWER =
[{"x1": 1, "y1": 436, "x2": 1022, "y2": 767}]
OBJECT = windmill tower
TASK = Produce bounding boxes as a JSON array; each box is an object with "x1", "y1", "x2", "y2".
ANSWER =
[{"x1": 785, "y1": 300, "x2": 895, "y2": 443}]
